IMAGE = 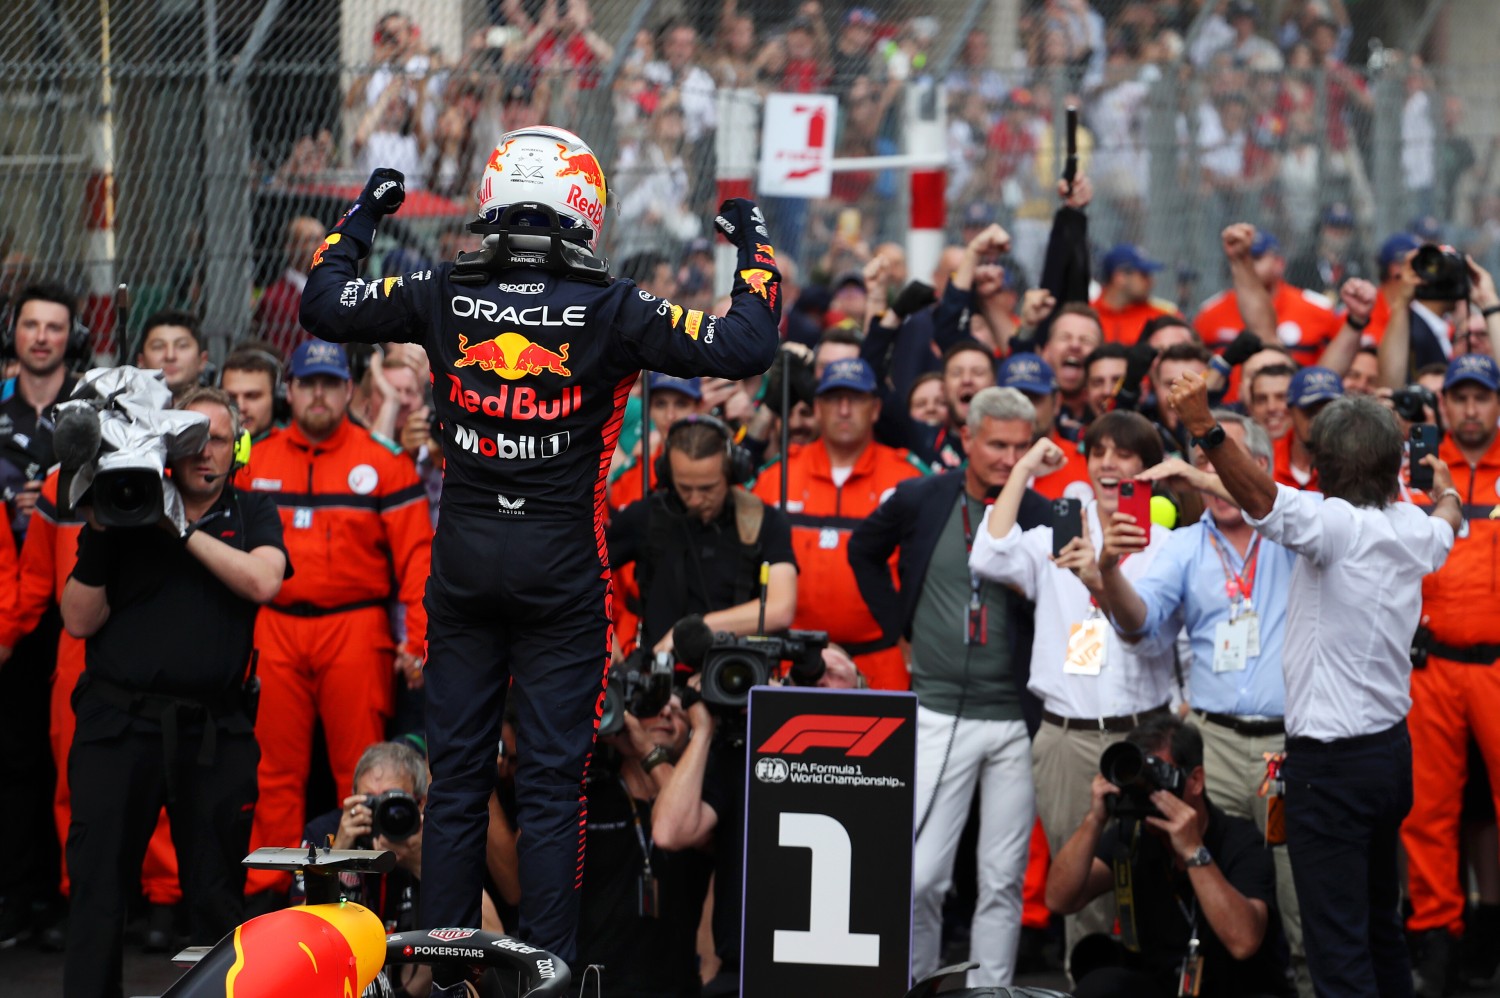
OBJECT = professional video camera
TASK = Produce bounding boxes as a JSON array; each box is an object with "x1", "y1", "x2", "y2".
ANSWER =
[
  {"x1": 1100, "y1": 741, "x2": 1186, "y2": 821},
  {"x1": 1410, "y1": 244, "x2": 1470, "y2": 301},
  {"x1": 671, "y1": 615, "x2": 828, "y2": 711},
  {"x1": 598, "y1": 649, "x2": 675, "y2": 737},
  {"x1": 51, "y1": 366, "x2": 209, "y2": 530}
]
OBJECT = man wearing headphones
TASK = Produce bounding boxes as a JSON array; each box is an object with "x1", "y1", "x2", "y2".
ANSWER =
[
  {"x1": 220, "y1": 347, "x2": 287, "y2": 441},
  {"x1": 0, "y1": 282, "x2": 88, "y2": 948},
  {"x1": 606, "y1": 414, "x2": 798, "y2": 655},
  {"x1": 60, "y1": 387, "x2": 288, "y2": 998}
]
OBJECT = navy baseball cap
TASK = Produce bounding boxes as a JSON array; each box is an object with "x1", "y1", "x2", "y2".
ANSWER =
[
  {"x1": 998, "y1": 352, "x2": 1057, "y2": 395},
  {"x1": 1379, "y1": 233, "x2": 1421, "y2": 270},
  {"x1": 817, "y1": 357, "x2": 877, "y2": 395},
  {"x1": 1250, "y1": 231, "x2": 1282, "y2": 257},
  {"x1": 1444, "y1": 354, "x2": 1500, "y2": 393},
  {"x1": 1289, "y1": 366, "x2": 1343, "y2": 408},
  {"x1": 647, "y1": 373, "x2": 703, "y2": 400},
  {"x1": 1100, "y1": 243, "x2": 1163, "y2": 279},
  {"x1": 290, "y1": 339, "x2": 351, "y2": 380}
]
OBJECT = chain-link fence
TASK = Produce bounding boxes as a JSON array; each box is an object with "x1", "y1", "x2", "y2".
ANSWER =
[{"x1": 0, "y1": 0, "x2": 1491, "y2": 363}]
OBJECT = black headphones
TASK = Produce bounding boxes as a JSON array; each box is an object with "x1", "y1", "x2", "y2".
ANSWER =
[
  {"x1": 1, "y1": 292, "x2": 93, "y2": 364},
  {"x1": 654, "y1": 414, "x2": 756, "y2": 489}
]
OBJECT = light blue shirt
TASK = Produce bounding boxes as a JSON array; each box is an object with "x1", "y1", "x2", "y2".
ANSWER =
[{"x1": 1127, "y1": 516, "x2": 1298, "y2": 717}]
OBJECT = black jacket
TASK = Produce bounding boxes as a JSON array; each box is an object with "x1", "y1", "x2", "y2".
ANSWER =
[{"x1": 846, "y1": 470, "x2": 1051, "y2": 732}]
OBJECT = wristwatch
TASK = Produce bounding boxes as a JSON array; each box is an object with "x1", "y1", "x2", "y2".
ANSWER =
[
  {"x1": 1190, "y1": 424, "x2": 1226, "y2": 450},
  {"x1": 641, "y1": 746, "x2": 672, "y2": 773},
  {"x1": 1184, "y1": 846, "x2": 1213, "y2": 868}
]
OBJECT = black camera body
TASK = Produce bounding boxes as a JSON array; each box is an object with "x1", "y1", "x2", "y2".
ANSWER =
[
  {"x1": 599, "y1": 649, "x2": 675, "y2": 737},
  {"x1": 698, "y1": 630, "x2": 829, "y2": 710},
  {"x1": 1411, "y1": 244, "x2": 1470, "y2": 302},
  {"x1": 366, "y1": 789, "x2": 421, "y2": 842},
  {"x1": 1100, "y1": 742, "x2": 1186, "y2": 821}
]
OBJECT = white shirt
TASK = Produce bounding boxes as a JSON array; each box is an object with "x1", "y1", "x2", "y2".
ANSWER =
[
  {"x1": 1246, "y1": 484, "x2": 1454, "y2": 741},
  {"x1": 969, "y1": 503, "x2": 1178, "y2": 719}
]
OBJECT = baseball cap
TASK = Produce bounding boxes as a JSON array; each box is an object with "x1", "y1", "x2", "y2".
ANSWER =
[
  {"x1": 1321, "y1": 202, "x2": 1355, "y2": 228},
  {"x1": 1378, "y1": 232, "x2": 1421, "y2": 270},
  {"x1": 998, "y1": 352, "x2": 1057, "y2": 396},
  {"x1": 1100, "y1": 243, "x2": 1164, "y2": 279},
  {"x1": 1250, "y1": 231, "x2": 1282, "y2": 257},
  {"x1": 844, "y1": 7, "x2": 876, "y2": 27},
  {"x1": 1443, "y1": 354, "x2": 1500, "y2": 393},
  {"x1": 1288, "y1": 366, "x2": 1343, "y2": 408},
  {"x1": 290, "y1": 339, "x2": 351, "y2": 381},
  {"x1": 647, "y1": 373, "x2": 703, "y2": 400},
  {"x1": 1227, "y1": 0, "x2": 1259, "y2": 19},
  {"x1": 817, "y1": 357, "x2": 878, "y2": 395}
]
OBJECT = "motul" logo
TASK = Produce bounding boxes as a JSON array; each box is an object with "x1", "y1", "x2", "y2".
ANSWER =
[{"x1": 757, "y1": 715, "x2": 904, "y2": 757}]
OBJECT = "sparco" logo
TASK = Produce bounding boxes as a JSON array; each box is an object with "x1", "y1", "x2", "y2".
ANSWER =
[{"x1": 496, "y1": 282, "x2": 545, "y2": 294}]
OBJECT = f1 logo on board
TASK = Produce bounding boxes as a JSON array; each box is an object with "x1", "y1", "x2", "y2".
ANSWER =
[{"x1": 757, "y1": 716, "x2": 905, "y2": 757}]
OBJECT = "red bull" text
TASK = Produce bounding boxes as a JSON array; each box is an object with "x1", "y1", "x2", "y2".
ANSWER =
[
  {"x1": 447, "y1": 374, "x2": 582, "y2": 420},
  {"x1": 556, "y1": 145, "x2": 606, "y2": 227}
]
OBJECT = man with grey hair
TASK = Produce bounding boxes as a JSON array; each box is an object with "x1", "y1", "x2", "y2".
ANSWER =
[
  {"x1": 1163, "y1": 371, "x2": 1460, "y2": 998},
  {"x1": 1090, "y1": 408, "x2": 1311, "y2": 995},
  {"x1": 849, "y1": 386, "x2": 1049, "y2": 986}
]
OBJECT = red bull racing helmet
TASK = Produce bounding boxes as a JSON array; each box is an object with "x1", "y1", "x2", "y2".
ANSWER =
[{"x1": 477, "y1": 125, "x2": 607, "y2": 253}]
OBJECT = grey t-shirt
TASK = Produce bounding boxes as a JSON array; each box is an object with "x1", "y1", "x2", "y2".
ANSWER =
[{"x1": 909, "y1": 493, "x2": 1022, "y2": 720}]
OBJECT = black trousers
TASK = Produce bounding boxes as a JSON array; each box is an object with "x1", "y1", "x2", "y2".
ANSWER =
[
  {"x1": 0, "y1": 613, "x2": 62, "y2": 910},
  {"x1": 420, "y1": 514, "x2": 612, "y2": 966},
  {"x1": 63, "y1": 723, "x2": 258, "y2": 998},
  {"x1": 1283, "y1": 722, "x2": 1414, "y2": 998}
]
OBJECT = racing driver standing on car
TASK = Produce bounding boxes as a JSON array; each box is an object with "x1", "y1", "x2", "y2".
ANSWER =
[{"x1": 299, "y1": 126, "x2": 781, "y2": 990}]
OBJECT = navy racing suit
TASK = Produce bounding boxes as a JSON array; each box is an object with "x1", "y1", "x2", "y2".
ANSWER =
[{"x1": 300, "y1": 203, "x2": 782, "y2": 963}]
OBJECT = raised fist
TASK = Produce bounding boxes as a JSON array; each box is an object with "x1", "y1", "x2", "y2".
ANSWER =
[
  {"x1": 359, "y1": 168, "x2": 406, "y2": 217},
  {"x1": 714, "y1": 198, "x2": 770, "y2": 250}
]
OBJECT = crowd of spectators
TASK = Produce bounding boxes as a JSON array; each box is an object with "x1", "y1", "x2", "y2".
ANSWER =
[{"x1": 9, "y1": 3, "x2": 1500, "y2": 998}]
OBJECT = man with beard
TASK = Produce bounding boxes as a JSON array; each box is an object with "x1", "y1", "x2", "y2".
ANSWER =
[
  {"x1": 1402, "y1": 353, "x2": 1500, "y2": 995},
  {"x1": 1041, "y1": 304, "x2": 1105, "y2": 441}
]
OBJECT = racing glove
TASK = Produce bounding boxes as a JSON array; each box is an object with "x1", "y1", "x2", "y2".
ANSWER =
[
  {"x1": 332, "y1": 168, "x2": 407, "y2": 255},
  {"x1": 891, "y1": 280, "x2": 937, "y2": 319},
  {"x1": 716, "y1": 198, "x2": 784, "y2": 323}
]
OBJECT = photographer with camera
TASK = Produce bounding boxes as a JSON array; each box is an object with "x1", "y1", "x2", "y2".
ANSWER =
[
  {"x1": 1165, "y1": 368, "x2": 1459, "y2": 997},
  {"x1": 607, "y1": 415, "x2": 798, "y2": 655},
  {"x1": 60, "y1": 386, "x2": 289, "y2": 998},
  {"x1": 576, "y1": 693, "x2": 711, "y2": 997},
  {"x1": 1046, "y1": 716, "x2": 1286, "y2": 998}
]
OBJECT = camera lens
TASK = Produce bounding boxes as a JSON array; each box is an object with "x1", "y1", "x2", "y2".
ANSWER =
[
  {"x1": 1101, "y1": 742, "x2": 1146, "y2": 788},
  {"x1": 372, "y1": 794, "x2": 420, "y2": 841},
  {"x1": 716, "y1": 657, "x2": 758, "y2": 697}
]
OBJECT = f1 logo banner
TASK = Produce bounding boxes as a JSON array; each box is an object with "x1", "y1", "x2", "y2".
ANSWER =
[{"x1": 742, "y1": 687, "x2": 916, "y2": 998}]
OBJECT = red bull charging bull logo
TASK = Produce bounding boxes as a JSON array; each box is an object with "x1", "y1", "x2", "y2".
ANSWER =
[
  {"x1": 555, "y1": 145, "x2": 606, "y2": 228},
  {"x1": 485, "y1": 138, "x2": 516, "y2": 174},
  {"x1": 455, "y1": 332, "x2": 571, "y2": 380},
  {"x1": 740, "y1": 268, "x2": 775, "y2": 299}
]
